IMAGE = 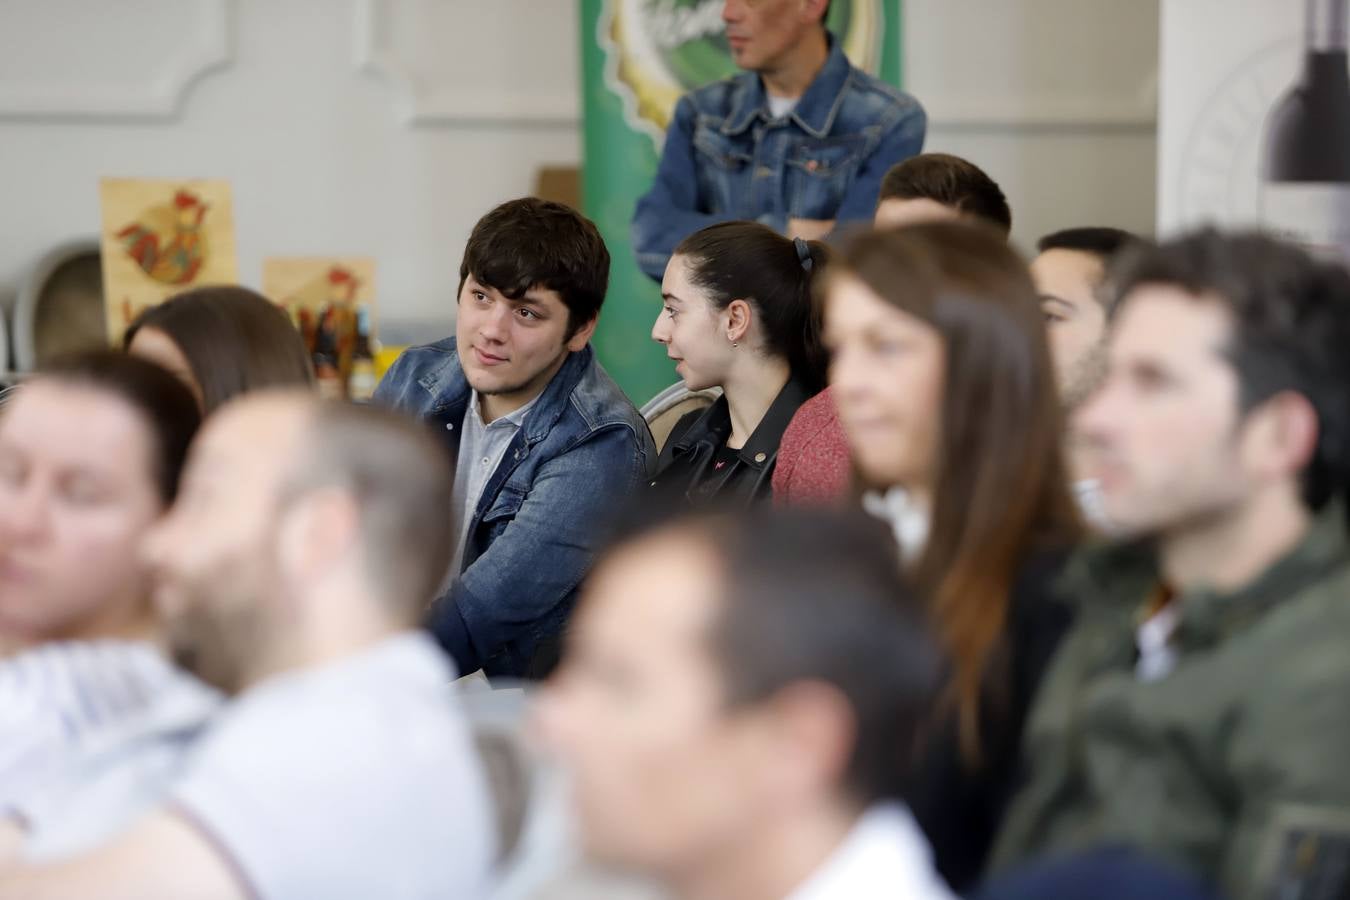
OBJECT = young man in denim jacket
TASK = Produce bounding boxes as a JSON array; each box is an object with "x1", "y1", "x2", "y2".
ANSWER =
[
  {"x1": 631, "y1": 0, "x2": 927, "y2": 281},
  {"x1": 375, "y1": 199, "x2": 656, "y2": 679}
]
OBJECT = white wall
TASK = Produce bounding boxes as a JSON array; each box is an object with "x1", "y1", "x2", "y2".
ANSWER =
[
  {"x1": 905, "y1": 0, "x2": 1159, "y2": 252},
  {"x1": 0, "y1": 0, "x2": 1158, "y2": 353},
  {"x1": 0, "y1": 0, "x2": 582, "y2": 340}
]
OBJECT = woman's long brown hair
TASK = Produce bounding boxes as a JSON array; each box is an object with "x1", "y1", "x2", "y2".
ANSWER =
[
  {"x1": 831, "y1": 222, "x2": 1083, "y2": 762},
  {"x1": 124, "y1": 286, "x2": 315, "y2": 413}
]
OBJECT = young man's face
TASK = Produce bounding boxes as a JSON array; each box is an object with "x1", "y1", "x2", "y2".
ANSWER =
[
  {"x1": 143, "y1": 398, "x2": 304, "y2": 694},
  {"x1": 722, "y1": 0, "x2": 823, "y2": 74},
  {"x1": 538, "y1": 532, "x2": 777, "y2": 880},
  {"x1": 1032, "y1": 248, "x2": 1110, "y2": 410},
  {"x1": 1076, "y1": 286, "x2": 1253, "y2": 536},
  {"x1": 456, "y1": 277, "x2": 595, "y2": 413}
]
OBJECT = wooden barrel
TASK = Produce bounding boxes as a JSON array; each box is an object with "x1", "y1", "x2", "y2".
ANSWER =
[{"x1": 13, "y1": 239, "x2": 105, "y2": 372}]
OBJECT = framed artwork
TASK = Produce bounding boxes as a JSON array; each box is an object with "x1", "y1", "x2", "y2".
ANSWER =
[
  {"x1": 98, "y1": 178, "x2": 239, "y2": 344},
  {"x1": 263, "y1": 257, "x2": 378, "y2": 400}
]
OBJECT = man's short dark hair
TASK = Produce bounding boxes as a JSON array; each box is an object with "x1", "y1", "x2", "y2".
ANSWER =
[
  {"x1": 458, "y1": 198, "x2": 610, "y2": 339},
  {"x1": 1038, "y1": 227, "x2": 1147, "y2": 313},
  {"x1": 1037, "y1": 227, "x2": 1142, "y2": 261},
  {"x1": 618, "y1": 507, "x2": 942, "y2": 808},
  {"x1": 286, "y1": 401, "x2": 457, "y2": 620},
  {"x1": 1112, "y1": 228, "x2": 1350, "y2": 511},
  {"x1": 878, "y1": 153, "x2": 1012, "y2": 235}
]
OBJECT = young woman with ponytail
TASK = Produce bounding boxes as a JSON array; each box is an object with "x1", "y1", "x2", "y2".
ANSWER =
[{"x1": 648, "y1": 221, "x2": 827, "y2": 506}]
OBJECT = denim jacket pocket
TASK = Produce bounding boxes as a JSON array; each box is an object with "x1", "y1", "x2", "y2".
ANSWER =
[
  {"x1": 478, "y1": 485, "x2": 527, "y2": 546},
  {"x1": 693, "y1": 123, "x2": 752, "y2": 215},
  {"x1": 786, "y1": 135, "x2": 868, "y2": 219}
]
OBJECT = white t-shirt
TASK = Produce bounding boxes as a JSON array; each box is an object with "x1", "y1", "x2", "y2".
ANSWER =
[
  {"x1": 170, "y1": 632, "x2": 495, "y2": 900},
  {"x1": 767, "y1": 94, "x2": 799, "y2": 119},
  {"x1": 861, "y1": 487, "x2": 929, "y2": 564},
  {"x1": 786, "y1": 803, "x2": 955, "y2": 900}
]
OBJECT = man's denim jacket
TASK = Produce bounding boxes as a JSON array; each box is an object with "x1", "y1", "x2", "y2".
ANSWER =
[
  {"x1": 631, "y1": 34, "x2": 926, "y2": 280},
  {"x1": 374, "y1": 339, "x2": 656, "y2": 678}
]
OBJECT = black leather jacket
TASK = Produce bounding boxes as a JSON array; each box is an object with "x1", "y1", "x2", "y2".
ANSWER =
[{"x1": 649, "y1": 377, "x2": 814, "y2": 508}]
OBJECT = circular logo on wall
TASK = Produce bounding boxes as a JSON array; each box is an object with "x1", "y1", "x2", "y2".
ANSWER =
[
  {"x1": 1176, "y1": 39, "x2": 1299, "y2": 229},
  {"x1": 601, "y1": 0, "x2": 883, "y2": 146}
]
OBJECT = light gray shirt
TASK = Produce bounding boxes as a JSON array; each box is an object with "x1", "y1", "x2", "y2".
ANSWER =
[
  {"x1": 171, "y1": 632, "x2": 495, "y2": 900},
  {"x1": 0, "y1": 640, "x2": 220, "y2": 845},
  {"x1": 448, "y1": 391, "x2": 539, "y2": 576},
  {"x1": 15, "y1": 665, "x2": 219, "y2": 863}
]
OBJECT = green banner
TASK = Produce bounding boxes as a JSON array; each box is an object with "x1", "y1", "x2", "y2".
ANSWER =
[{"x1": 580, "y1": 0, "x2": 904, "y2": 407}]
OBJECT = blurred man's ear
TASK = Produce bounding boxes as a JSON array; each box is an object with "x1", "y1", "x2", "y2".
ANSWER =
[
  {"x1": 278, "y1": 488, "x2": 361, "y2": 585},
  {"x1": 1239, "y1": 390, "x2": 1320, "y2": 485},
  {"x1": 757, "y1": 681, "x2": 856, "y2": 806},
  {"x1": 566, "y1": 313, "x2": 599, "y2": 352}
]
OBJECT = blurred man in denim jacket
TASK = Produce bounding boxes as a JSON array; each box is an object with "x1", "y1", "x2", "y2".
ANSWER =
[{"x1": 631, "y1": 0, "x2": 926, "y2": 280}]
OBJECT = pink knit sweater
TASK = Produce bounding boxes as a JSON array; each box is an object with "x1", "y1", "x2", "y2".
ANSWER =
[{"x1": 771, "y1": 386, "x2": 853, "y2": 507}]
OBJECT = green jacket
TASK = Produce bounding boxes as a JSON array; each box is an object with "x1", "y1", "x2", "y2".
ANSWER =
[{"x1": 991, "y1": 506, "x2": 1350, "y2": 899}]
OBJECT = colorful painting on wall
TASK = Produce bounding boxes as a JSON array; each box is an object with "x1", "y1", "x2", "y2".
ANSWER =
[
  {"x1": 98, "y1": 178, "x2": 239, "y2": 345},
  {"x1": 263, "y1": 257, "x2": 379, "y2": 401}
]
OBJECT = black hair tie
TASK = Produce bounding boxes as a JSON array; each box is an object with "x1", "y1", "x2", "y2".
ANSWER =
[{"x1": 794, "y1": 236, "x2": 813, "y2": 273}]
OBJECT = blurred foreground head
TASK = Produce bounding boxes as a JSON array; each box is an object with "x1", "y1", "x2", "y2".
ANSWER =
[
  {"x1": 143, "y1": 393, "x2": 455, "y2": 692},
  {"x1": 1078, "y1": 229, "x2": 1350, "y2": 538},
  {"x1": 538, "y1": 507, "x2": 942, "y2": 890},
  {"x1": 0, "y1": 351, "x2": 200, "y2": 647},
  {"x1": 822, "y1": 222, "x2": 1080, "y2": 752}
]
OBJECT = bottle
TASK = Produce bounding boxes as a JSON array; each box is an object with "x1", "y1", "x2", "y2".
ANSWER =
[
  {"x1": 1261, "y1": 0, "x2": 1350, "y2": 261},
  {"x1": 313, "y1": 305, "x2": 344, "y2": 400},
  {"x1": 347, "y1": 305, "x2": 378, "y2": 403}
]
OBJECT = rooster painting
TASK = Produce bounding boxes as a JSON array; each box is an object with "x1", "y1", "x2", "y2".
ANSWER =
[{"x1": 115, "y1": 189, "x2": 210, "y2": 285}]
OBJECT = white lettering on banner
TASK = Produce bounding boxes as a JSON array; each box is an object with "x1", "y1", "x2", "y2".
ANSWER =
[{"x1": 646, "y1": 0, "x2": 725, "y2": 50}]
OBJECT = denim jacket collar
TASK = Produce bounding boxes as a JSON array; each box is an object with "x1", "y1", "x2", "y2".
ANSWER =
[
  {"x1": 415, "y1": 338, "x2": 593, "y2": 446},
  {"x1": 723, "y1": 33, "x2": 851, "y2": 139}
]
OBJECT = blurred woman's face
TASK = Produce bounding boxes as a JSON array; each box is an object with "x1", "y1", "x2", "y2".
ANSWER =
[
  {"x1": 129, "y1": 327, "x2": 205, "y2": 411},
  {"x1": 0, "y1": 382, "x2": 165, "y2": 645},
  {"x1": 824, "y1": 272, "x2": 946, "y2": 491}
]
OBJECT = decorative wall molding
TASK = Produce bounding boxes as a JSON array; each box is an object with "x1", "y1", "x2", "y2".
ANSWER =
[
  {"x1": 0, "y1": 0, "x2": 232, "y2": 120},
  {"x1": 355, "y1": 0, "x2": 577, "y2": 127}
]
